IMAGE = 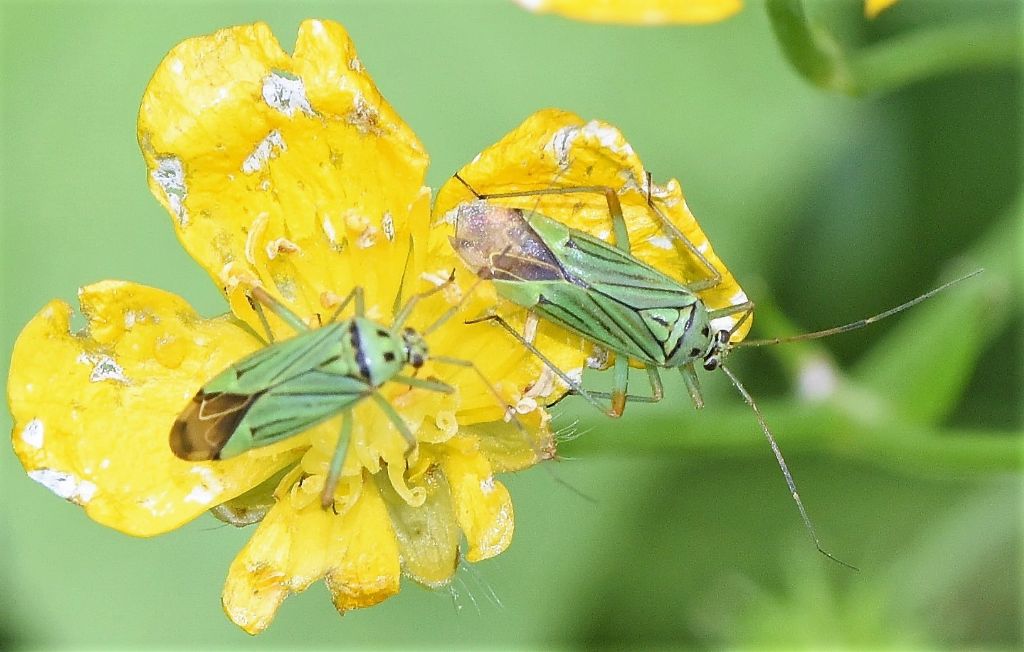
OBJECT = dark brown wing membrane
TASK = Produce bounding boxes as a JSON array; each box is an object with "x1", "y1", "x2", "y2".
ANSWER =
[
  {"x1": 452, "y1": 202, "x2": 566, "y2": 282},
  {"x1": 169, "y1": 391, "x2": 255, "y2": 461}
]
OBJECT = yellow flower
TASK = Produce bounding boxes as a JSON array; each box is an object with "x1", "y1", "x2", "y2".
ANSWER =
[
  {"x1": 515, "y1": 0, "x2": 897, "y2": 24},
  {"x1": 8, "y1": 20, "x2": 555, "y2": 635}
]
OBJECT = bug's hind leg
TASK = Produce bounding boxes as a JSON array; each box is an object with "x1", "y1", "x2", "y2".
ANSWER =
[
  {"x1": 642, "y1": 172, "x2": 723, "y2": 293},
  {"x1": 321, "y1": 410, "x2": 354, "y2": 510},
  {"x1": 457, "y1": 179, "x2": 632, "y2": 254},
  {"x1": 467, "y1": 313, "x2": 623, "y2": 418}
]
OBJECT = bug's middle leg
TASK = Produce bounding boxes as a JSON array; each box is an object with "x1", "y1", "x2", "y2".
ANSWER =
[{"x1": 585, "y1": 364, "x2": 666, "y2": 407}]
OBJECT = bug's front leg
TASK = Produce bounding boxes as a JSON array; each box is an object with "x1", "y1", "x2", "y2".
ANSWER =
[{"x1": 249, "y1": 286, "x2": 312, "y2": 335}]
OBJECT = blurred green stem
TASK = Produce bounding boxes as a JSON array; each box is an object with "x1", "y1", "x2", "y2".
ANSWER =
[
  {"x1": 766, "y1": 0, "x2": 1019, "y2": 96},
  {"x1": 568, "y1": 404, "x2": 1022, "y2": 475}
]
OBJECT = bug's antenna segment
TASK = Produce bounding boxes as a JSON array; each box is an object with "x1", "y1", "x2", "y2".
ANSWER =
[
  {"x1": 719, "y1": 364, "x2": 859, "y2": 572},
  {"x1": 394, "y1": 271, "x2": 455, "y2": 328},
  {"x1": 735, "y1": 269, "x2": 983, "y2": 348},
  {"x1": 423, "y1": 274, "x2": 487, "y2": 337}
]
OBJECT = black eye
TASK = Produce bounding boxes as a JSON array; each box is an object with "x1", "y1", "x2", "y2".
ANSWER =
[
  {"x1": 701, "y1": 325, "x2": 709, "y2": 337},
  {"x1": 383, "y1": 352, "x2": 396, "y2": 362}
]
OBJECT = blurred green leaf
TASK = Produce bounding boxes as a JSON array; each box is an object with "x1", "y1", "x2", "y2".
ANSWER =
[{"x1": 766, "y1": 0, "x2": 1020, "y2": 96}]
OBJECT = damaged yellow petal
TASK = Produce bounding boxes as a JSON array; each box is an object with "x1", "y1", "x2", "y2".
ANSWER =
[
  {"x1": 138, "y1": 19, "x2": 427, "y2": 337},
  {"x1": 433, "y1": 108, "x2": 751, "y2": 347},
  {"x1": 375, "y1": 465, "x2": 461, "y2": 588},
  {"x1": 223, "y1": 477, "x2": 401, "y2": 635},
  {"x1": 515, "y1": 0, "x2": 742, "y2": 25},
  {"x1": 441, "y1": 436, "x2": 515, "y2": 562},
  {"x1": 8, "y1": 281, "x2": 304, "y2": 536}
]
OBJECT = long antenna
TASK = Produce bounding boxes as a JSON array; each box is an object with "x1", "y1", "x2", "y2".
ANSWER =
[
  {"x1": 734, "y1": 269, "x2": 982, "y2": 348},
  {"x1": 719, "y1": 364, "x2": 859, "y2": 571}
]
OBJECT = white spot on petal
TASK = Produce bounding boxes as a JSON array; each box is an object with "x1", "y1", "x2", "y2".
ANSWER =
[
  {"x1": 184, "y1": 466, "x2": 224, "y2": 505},
  {"x1": 548, "y1": 125, "x2": 580, "y2": 168},
  {"x1": 77, "y1": 353, "x2": 129, "y2": 384},
  {"x1": 647, "y1": 235, "x2": 673, "y2": 250},
  {"x1": 582, "y1": 120, "x2": 634, "y2": 156},
  {"x1": 151, "y1": 156, "x2": 188, "y2": 225},
  {"x1": 261, "y1": 72, "x2": 315, "y2": 118},
  {"x1": 28, "y1": 469, "x2": 97, "y2": 504},
  {"x1": 382, "y1": 212, "x2": 395, "y2": 241},
  {"x1": 21, "y1": 419, "x2": 44, "y2": 449},
  {"x1": 242, "y1": 130, "x2": 286, "y2": 174},
  {"x1": 480, "y1": 476, "x2": 496, "y2": 495}
]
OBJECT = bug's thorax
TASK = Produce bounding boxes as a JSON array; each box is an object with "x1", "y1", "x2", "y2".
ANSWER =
[
  {"x1": 647, "y1": 298, "x2": 713, "y2": 369},
  {"x1": 349, "y1": 317, "x2": 423, "y2": 386}
]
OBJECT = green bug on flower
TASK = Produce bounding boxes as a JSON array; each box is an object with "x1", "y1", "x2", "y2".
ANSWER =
[
  {"x1": 171, "y1": 279, "x2": 511, "y2": 511},
  {"x1": 447, "y1": 172, "x2": 980, "y2": 569}
]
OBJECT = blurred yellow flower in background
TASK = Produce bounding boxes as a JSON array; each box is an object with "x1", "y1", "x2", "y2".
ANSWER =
[
  {"x1": 8, "y1": 20, "x2": 559, "y2": 634},
  {"x1": 513, "y1": 0, "x2": 742, "y2": 24},
  {"x1": 515, "y1": 0, "x2": 898, "y2": 24}
]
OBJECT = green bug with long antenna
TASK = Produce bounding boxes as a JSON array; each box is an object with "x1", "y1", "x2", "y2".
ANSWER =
[
  {"x1": 447, "y1": 172, "x2": 981, "y2": 569},
  {"x1": 170, "y1": 275, "x2": 513, "y2": 511}
]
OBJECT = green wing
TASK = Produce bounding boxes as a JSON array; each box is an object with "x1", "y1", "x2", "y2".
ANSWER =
[
  {"x1": 532, "y1": 213, "x2": 699, "y2": 310},
  {"x1": 532, "y1": 280, "x2": 666, "y2": 363},
  {"x1": 170, "y1": 322, "x2": 371, "y2": 460}
]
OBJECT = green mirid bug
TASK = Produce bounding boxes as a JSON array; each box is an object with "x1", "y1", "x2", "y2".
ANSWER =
[
  {"x1": 170, "y1": 278, "x2": 504, "y2": 510},
  {"x1": 448, "y1": 173, "x2": 980, "y2": 568}
]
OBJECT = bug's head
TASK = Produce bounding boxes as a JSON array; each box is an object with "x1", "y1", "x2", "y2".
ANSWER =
[
  {"x1": 402, "y1": 327, "x2": 429, "y2": 368},
  {"x1": 702, "y1": 329, "x2": 731, "y2": 371}
]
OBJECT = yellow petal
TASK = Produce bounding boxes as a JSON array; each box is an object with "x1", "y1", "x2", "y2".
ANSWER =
[
  {"x1": 138, "y1": 20, "x2": 428, "y2": 337},
  {"x1": 441, "y1": 436, "x2": 515, "y2": 562},
  {"x1": 433, "y1": 108, "x2": 752, "y2": 350},
  {"x1": 865, "y1": 0, "x2": 899, "y2": 18},
  {"x1": 515, "y1": 0, "x2": 743, "y2": 25},
  {"x1": 8, "y1": 281, "x2": 304, "y2": 536},
  {"x1": 223, "y1": 478, "x2": 401, "y2": 634}
]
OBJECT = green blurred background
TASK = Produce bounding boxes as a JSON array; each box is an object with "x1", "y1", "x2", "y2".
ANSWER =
[{"x1": 1, "y1": 0, "x2": 1020, "y2": 648}]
